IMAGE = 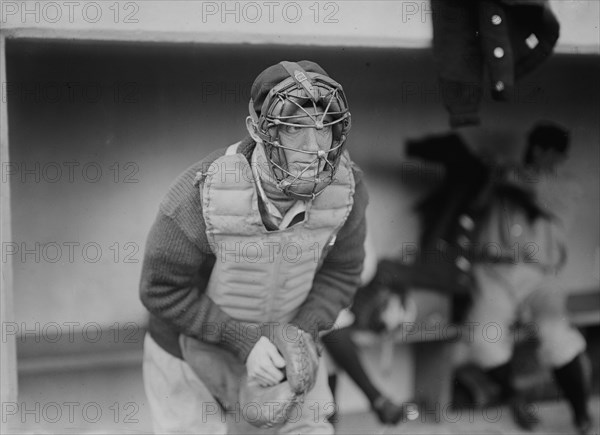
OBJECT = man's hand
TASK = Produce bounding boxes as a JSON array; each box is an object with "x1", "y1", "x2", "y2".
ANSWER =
[{"x1": 246, "y1": 336, "x2": 286, "y2": 387}]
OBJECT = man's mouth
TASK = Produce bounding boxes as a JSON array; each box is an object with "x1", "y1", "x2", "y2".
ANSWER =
[{"x1": 287, "y1": 161, "x2": 319, "y2": 177}]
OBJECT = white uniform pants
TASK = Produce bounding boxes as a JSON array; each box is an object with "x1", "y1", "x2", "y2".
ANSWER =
[
  {"x1": 142, "y1": 334, "x2": 335, "y2": 434},
  {"x1": 465, "y1": 263, "x2": 585, "y2": 369}
]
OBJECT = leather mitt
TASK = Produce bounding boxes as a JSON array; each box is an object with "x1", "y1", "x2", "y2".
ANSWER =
[
  {"x1": 238, "y1": 375, "x2": 302, "y2": 429},
  {"x1": 272, "y1": 324, "x2": 319, "y2": 395}
]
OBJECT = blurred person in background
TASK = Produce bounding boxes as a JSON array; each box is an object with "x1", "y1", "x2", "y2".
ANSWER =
[
  {"x1": 406, "y1": 123, "x2": 592, "y2": 433},
  {"x1": 322, "y1": 256, "x2": 417, "y2": 427},
  {"x1": 465, "y1": 122, "x2": 591, "y2": 434}
]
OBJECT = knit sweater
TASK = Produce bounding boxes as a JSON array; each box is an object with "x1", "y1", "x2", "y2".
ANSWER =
[{"x1": 139, "y1": 139, "x2": 369, "y2": 361}]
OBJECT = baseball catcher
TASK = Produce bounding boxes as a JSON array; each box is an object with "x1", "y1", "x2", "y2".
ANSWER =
[{"x1": 140, "y1": 60, "x2": 368, "y2": 434}]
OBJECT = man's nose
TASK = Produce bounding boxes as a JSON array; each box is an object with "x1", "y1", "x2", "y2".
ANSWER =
[{"x1": 298, "y1": 128, "x2": 321, "y2": 152}]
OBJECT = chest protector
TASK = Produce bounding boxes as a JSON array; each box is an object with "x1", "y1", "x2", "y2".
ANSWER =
[{"x1": 201, "y1": 145, "x2": 355, "y2": 324}]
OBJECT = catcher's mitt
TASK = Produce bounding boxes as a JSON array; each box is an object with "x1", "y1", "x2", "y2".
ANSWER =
[
  {"x1": 272, "y1": 323, "x2": 320, "y2": 395},
  {"x1": 239, "y1": 375, "x2": 302, "y2": 428},
  {"x1": 239, "y1": 324, "x2": 319, "y2": 428}
]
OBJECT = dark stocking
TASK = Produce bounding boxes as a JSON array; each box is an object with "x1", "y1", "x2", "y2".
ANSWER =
[{"x1": 553, "y1": 353, "x2": 591, "y2": 434}]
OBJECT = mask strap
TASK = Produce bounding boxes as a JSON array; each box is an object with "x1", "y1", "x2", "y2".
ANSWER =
[{"x1": 279, "y1": 61, "x2": 319, "y2": 102}]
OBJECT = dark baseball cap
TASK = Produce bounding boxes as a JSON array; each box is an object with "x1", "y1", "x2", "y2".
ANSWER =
[{"x1": 250, "y1": 60, "x2": 329, "y2": 117}]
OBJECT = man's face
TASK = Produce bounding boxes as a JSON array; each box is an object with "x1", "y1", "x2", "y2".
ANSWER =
[{"x1": 276, "y1": 106, "x2": 333, "y2": 180}]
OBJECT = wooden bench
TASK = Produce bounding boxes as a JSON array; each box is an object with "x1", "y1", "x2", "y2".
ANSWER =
[{"x1": 346, "y1": 289, "x2": 600, "y2": 415}]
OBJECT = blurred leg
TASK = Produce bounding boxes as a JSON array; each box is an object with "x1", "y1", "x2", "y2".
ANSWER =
[
  {"x1": 553, "y1": 354, "x2": 592, "y2": 434},
  {"x1": 527, "y1": 277, "x2": 586, "y2": 367},
  {"x1": 323, "y1": 328, "x2": 380, "y2": 403},
  {"x1": 485, "y1": 361, "x2": 539, "y2": 431},
  {"x1": 466, "y1": 265, "x2": 517, "y2": 369},
  {"x1": 322, "y1": 327, "x2": 405, "y2": 425},
  {"x1": 528, "y1": 280, "x2": 590, "y2": 433},
  {"x1": 327, "y1": 374, "x2": 338, "y2": 425},
  {"x1": 468, "y1": 264, "x2": 538, "y2": 430}
]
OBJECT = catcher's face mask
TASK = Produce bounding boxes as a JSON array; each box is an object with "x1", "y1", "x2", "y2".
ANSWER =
[{"x1": 249, "y1": 61, "x2": 351, "y2": 200}]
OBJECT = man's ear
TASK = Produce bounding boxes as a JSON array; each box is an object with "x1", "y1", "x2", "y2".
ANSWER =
[{"x1": 246, "y1": 116, "x2": 262, "y2": 143}]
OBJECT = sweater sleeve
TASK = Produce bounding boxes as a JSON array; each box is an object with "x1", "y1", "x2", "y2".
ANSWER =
[
  {"x1": 139, "y1": 211, "x2": 259, "y2": 362},
  {"x1": 289, "y1": 170, "x2": 369, "y2": 336}
]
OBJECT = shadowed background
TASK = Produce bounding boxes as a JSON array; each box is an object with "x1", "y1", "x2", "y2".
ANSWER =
[{"x1": 6, "y1": 41, "x2": 599, "y2": 328}]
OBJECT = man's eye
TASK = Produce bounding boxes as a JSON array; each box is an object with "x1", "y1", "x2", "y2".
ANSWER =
[
  {"x1": 318, "y1": 125, "x2": 332, "y2": 135},
  {"x1": 284, "y1": 125, "x2": 301, "y2": 134}
]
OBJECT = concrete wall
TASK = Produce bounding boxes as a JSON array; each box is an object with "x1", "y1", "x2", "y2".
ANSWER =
[{"x1": 5, "y1": 41, "x2": 599, "y2": 331}]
